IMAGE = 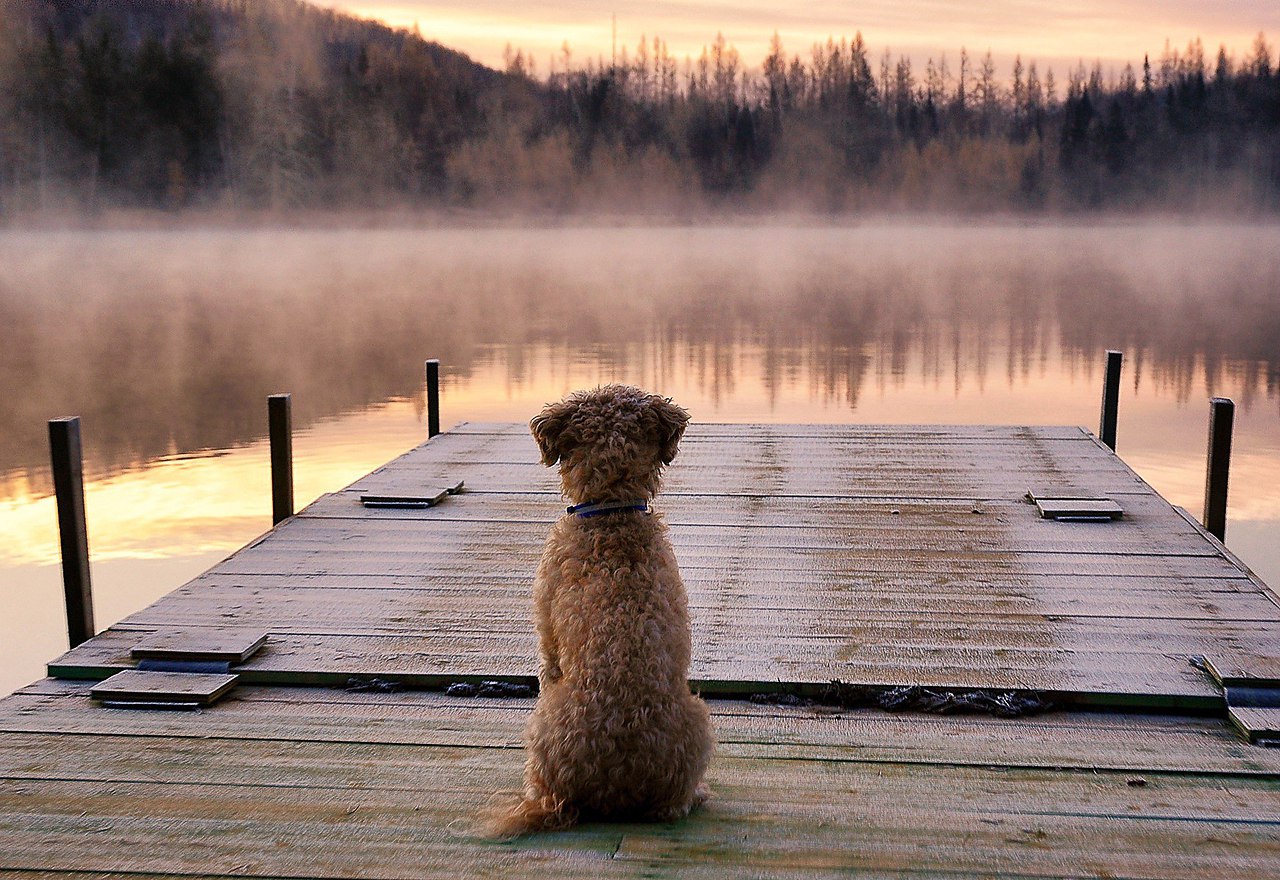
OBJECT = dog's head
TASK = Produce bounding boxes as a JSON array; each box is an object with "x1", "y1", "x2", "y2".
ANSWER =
[{"x1": 530, "y1": 384, "x2": 690, "y2": 503}]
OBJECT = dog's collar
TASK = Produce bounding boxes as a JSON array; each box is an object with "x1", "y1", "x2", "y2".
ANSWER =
[{"x1": 567, "y1": 500, "x2": 649, "y2": 518}]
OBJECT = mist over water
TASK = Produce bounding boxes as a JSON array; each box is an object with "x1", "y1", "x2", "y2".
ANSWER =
[
  {"x1": 3, "y1": 222, "x2": 1279, "y2": 483},
  {"x1": 2, "y1": 220, "x2": 1279, "y2": 694}
]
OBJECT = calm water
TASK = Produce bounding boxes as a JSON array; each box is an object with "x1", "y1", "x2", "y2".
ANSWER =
[{"x1": 2, "y1": 222, "x2": 1279, "y2": 696}]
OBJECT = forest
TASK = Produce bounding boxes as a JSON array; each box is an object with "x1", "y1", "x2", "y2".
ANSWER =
[{"x1": 0, "y1": 0, "x2": 1277, "y2": 214}]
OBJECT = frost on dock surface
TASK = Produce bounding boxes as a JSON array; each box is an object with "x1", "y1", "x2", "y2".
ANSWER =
[
  {"x1": 47, "y1": 423, "x2": 1280, "y2": 707},
  {"x1": 3, "y1": 423, "x2": 1279, "y2": 877}
]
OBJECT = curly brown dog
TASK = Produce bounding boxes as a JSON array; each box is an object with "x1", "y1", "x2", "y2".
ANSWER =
[{"x1": 487, "y1": 384, "x2": 715, "y2": 836}]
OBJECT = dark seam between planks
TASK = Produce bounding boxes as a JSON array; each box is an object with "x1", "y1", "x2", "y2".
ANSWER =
[
  {"x1": 119, "y1": 608, "x2": 1280, "y2": 623},
  {"x1": 165, "y1": 570, "x2": 1260, "y2": 583},
  {"x1": 118, "y1": 594, "x2": 1280, "y2": 620},
  {"x1": 0, "y1": 772, "x2": 504, "y2": 793},
  {"x1": 39, "y1": 668, "x2": 1225, "y2": 712},
  {"x1": 108, "y1": 611, "x2": 1274, "y2": 628},
  {"x1": 14, "y1": 683, "x2": 1235, "y2": 730},
  {"x1": 2, "y1": 742, "x2": 1274, "y2": 782},
  {"x1": 0, "y1": 866, "x2": 523, "y2": 880},
  {"x1": 992, "y1": 809, "x2": 1280, "y2": 826}
]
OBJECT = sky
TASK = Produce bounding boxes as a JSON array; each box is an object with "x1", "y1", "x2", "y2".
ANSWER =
[{"x1": 311, "y1": 1, "x2": 1278, "y2": 76}]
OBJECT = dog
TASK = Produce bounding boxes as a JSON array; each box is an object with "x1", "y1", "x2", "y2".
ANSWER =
[{"x1": 487, "y1": 384, "x2": 715, "y2": 836}]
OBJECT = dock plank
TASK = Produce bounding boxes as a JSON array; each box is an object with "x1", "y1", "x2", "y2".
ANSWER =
[
  {"x1": 344, "y1": 424, "x2": 1155, "y2": 502},
  {"x1": 134, "y1": 572, "x2": 1280, "y2": 620},
  {"x1": 5, "y1": 681, "x2": 1278, "y2": 775},
  {"x1": 47, "y1": 625, "x2": 1228, "y2": 705},
  {"x1": 1, "y1": 684, "x2": 1278, "y2": 879}
]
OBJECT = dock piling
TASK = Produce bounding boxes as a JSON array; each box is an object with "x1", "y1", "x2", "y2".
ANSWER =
[
  {"x1": 269, "y1": 394, "x2": 294, "y2": 525},
  {"x1": 1203, "y1": 397, "x2": 1234, "y2": 542},
  {"x1": 48, "y1": 417, "x2": 95, "y2": 648},
  {"x1": 426, "y1": 359, "x2": 440, "y2": 437},
  {"x1": 1099, "y1": 350, "x2": 1123, "y2": 451}
]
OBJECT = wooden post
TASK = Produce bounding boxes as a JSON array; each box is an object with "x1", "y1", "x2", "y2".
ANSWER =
[
  {"x1": 1203, "y1": 397, "x2": 1234, "y2": 542},
  {"x1": 268, "y1": 394, "x2": 293, "y2": 525},
  {"x1": 1099, "y1": 349, "x2": 1123, "y2": 451},
  {"x1": 48, "y1": 417, "x2": 95, "y2": 648},
  {"x1": 425, "y1": 359, "x2": 440, "y2": 438}
]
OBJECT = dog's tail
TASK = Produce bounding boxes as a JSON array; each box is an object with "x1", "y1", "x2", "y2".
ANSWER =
[{"x1": 482, "y1": 790, "x2": 578, "y2": 838}]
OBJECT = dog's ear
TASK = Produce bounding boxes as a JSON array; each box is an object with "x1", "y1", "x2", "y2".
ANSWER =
[
  {"x1": 649, "y1": 396, "x2": 690, "y2": 465},
  {"x1": 530, "y1": 399, "x2": 575, "y2": 466}
]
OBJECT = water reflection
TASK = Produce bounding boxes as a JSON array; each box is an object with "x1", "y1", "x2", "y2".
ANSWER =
[{"x1": 2, "y1": 224, "x2": 1278, "y2": 494}]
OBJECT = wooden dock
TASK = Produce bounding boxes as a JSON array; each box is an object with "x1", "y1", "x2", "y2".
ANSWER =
[{"x1": 3, "y1": 423, "x2": 1279, "y2": 877}]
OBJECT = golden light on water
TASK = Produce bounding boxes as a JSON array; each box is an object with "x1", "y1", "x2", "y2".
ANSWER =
[
  {"x1": 5, "y1": 339, "x2": 1278, "y2": 569},
  {"x1": 1, "y1": 402, "x2": 429, "y2": 568}
]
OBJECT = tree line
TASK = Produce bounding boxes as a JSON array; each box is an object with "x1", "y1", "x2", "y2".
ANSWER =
[{"x1": 0, "y1": 0, "x2": 1276, "y2": 214}]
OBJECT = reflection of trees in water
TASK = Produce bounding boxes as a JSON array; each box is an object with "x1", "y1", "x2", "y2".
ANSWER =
[{"x1": 2, "y1": 228, "x2": 1277, "y2": 490}]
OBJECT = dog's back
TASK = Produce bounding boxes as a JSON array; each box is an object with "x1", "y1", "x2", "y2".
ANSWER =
[
  {"x1": 503, "y1": 511, "x2": 712, "y2": 832},
  {"x1": 487, "y1": 385, "x2": 714, "y2": 836}
]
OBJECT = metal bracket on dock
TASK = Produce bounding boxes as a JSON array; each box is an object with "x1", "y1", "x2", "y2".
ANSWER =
[{"x1": 1204, "y1": 654, "x2": 1280, "y2": 746}]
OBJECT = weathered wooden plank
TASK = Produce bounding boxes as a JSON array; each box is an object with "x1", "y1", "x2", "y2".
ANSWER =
[
  {"x1": 350, "y1": 448, "x2": 1146, "y2": 477},
  {"x1": 6, "y1": 683, "x2": 1279, "y2": 776},
  {"x1": 283, "y1": 492, "x2": 1210, "y2": 537},
  {"x1": 97, "y1": 607, "x2": 1279, "y2": 659},
  {"x1": 175, "y1": 567, "x2": 1259, "y2": 596},
  {"x1": 230, "y1": 517, "x2": 1220, "y2": 561},
  {"x1": 113, "y1": 587, "x2": 1280, "y2": 639},
  {"x1": 209, "y1": 542, "x2": 1252, "y2": 579},
  {"x1": 613, "y1": 810, "x2": 1280, "y2": 880},
  {"x1": 46, "y1": 627, "x2": 1231, "y2": 704},
  {"x1": 142, "y1": 573, "x2": 1280, "y2": 622},
  {"x1": 342, "y1": 468, "x2": 1152, "y2": 502},
  {"x1": 448, "y1": 422, "x2": 1096, "y2": 440},
  {"x1": 311, "y1": 490, "x2": 1165, "y2": 513},
  {"x1": 299, "y1": 491, "x2": 1187, "y2": 533},
  {"x1": 3, "y1": 772, "x2": 1273, "y2": 879},
  {"x1": 0, "y1": 784, "x2": 621, "y2": 878},
  {"x1": 2, "y1": 724, "x2": 1277, "y2": 814},
  {"x1": 266, "y1": 538, "x2": 1214, "y2": 578},
  {"x1": 1, "y1": 692, "x2": 1278, "y2": 879},
  {"x1": 341, "y1": 424, "x2": 1157, "y2": 503}
]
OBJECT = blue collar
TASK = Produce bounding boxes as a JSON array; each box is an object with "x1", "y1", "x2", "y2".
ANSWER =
[{"x1": 567, "y1": 499, "x2": 649, "y2": 518}]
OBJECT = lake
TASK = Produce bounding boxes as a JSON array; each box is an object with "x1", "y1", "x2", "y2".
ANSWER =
[{"x1": 2, "y1": 221, "x2": 1278, "y2": 696}]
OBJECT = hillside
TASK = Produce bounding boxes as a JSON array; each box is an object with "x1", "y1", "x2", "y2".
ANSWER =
[
  {"x1": 0, "y1": 0, "x2": 1276, "y2": 214},
  {"x1": 0, "y1": 0, "x2": 533, "y2": 211}
]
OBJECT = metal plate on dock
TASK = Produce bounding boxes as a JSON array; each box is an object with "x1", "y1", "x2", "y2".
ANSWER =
[
  {"x1": 90, "y1": 670, "x2": 239, "y2": 705},
  {"x1": 1027, "y1": 489, "x2": 1123, "y2": 520},
  {"x1": 131, "y1": 629, "x2": 268, "y2": 664},
  {"x1": 360, "y1": 480, "x2": 463, "y2": 508}
]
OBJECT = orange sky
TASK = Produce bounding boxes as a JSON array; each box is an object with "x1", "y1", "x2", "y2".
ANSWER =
[{"x1": 311, "y1": 1, "x2": 1277, "y2": 74}]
